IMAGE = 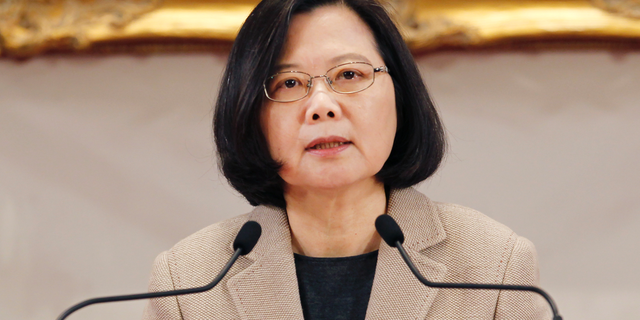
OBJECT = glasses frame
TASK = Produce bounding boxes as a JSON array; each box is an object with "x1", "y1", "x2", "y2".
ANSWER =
[{"x1": 263, "y1": 61, "x2": 390, "y2": 103}]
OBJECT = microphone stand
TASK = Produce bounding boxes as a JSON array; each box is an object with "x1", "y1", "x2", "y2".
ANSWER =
[
  {"x1": 57, "y1": 248, "x2": 242, "y2": 320},
  {"x1": 394, "y1": 241, "x2": 563, "y2": 320},
  {"x1": 57, "y1": 220, "x2": 261, "y2": 320}
]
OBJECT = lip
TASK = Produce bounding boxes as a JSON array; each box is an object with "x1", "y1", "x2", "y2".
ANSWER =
[
  {"x1": 305, "y1": 136, "x2": 352, "y2": 156},
  {"x1": 305, "y1": 136, "x2": 350, "y2": 149}
]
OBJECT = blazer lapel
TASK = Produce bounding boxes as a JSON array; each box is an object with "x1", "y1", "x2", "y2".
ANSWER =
[
  {"x1": 226, "y1": 206, "x2": 304, "y2": 320},
  {"x1": 226, "y1": 188, "x2": 445, "y2": 320},
  {"x1": 366, "y1": 188, "x2": 448, "y2": 320}
]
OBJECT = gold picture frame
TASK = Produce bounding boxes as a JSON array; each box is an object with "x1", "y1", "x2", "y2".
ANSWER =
[{"x1": 2, "y1": 0, "x2": 640, "y2": 58}]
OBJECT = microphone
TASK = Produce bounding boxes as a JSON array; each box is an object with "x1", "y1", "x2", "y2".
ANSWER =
[
  {"x1": 375, "y1": 215, "x2": 563, "y2": 320},
  {"x1": 57, "y1": 220, "x2": 262, "y2": 320}
]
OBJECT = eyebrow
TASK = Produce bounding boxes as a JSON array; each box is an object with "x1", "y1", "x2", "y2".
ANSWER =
[
  {"x1": 274, "y1": 53, "x2": 373, "y2": 72},
  {"x1": 329, "y1": 53, "x2": 372, "y2": 65}
]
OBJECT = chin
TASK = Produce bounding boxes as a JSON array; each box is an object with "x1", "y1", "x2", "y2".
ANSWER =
[
  {"x1": 280, "y1": 160, "x2": 384, "y2": 191},
  {"x1": 286, "y1": 172, "x2": 380, "y2": 192},
  {"x1": 311, "y1": 179, "x2": 357, "y2": 190}
]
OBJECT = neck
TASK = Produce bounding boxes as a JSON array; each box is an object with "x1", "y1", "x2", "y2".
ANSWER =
[{"x1": 284, "y1": 179, "x2": 386, "y2": 257}]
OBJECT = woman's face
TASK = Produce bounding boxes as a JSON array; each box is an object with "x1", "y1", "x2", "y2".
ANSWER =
[{"x1": 261, "y1": 5, "x2": 397, "y2": 192}]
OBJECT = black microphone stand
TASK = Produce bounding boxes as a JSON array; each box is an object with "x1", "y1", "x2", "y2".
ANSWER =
[
  {"x1": 57, "y1": 220, "x2": 261, "y2": 320},
  {"x1": 375, "y1": 214, "x2": 562, "y2": 320},
  {"x1": 57, "y1": 248, "x2": 242, "y2": 320},
  {"x1": 393, "y1": 241, "x2": 563, "y2": 320}
]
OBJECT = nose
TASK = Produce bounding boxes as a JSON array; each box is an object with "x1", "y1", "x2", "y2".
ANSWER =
[{"x1": 304, "y1": 77, "x2": 342, "y2": 123}]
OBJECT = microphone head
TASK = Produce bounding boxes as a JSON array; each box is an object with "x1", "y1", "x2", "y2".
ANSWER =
[
  {"x1": 375, "y1": 214, "x2": 405, "y2": 248},
  {"x1": 233, "y1": 221, "x2": 262, "y2": 255}
]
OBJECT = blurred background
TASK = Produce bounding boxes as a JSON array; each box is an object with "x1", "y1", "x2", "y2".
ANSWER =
[{"x1": 1, "y1": 1, "x2": 640, "y2": 319}]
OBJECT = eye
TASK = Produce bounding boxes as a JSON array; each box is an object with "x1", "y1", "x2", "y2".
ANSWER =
[
  {"x1": 342, "y1": 71, "x2": 356, "y2": 80},
  {"x1": 274, "y1": 77, "x2": 303, "y2": 91},
  {"x1": 335, "y1": 69, "x2": 364, "y2": 81},
  {"x1": 284, "y1": 79, "x2": 298, "y2": 88}
]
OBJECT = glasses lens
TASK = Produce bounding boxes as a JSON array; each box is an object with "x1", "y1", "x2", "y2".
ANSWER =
[
  {"x1": 327, "y1": 63, "x2": 375, "y2": 93},
  {"x1": 265, "y1": 72, "x2": 309, "y2": 102}
]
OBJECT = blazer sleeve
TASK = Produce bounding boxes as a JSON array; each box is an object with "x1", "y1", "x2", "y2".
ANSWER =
[
  {"x1": 494, "y1": 236, "x2": 552, "y2": 320},
  {"x1": 142, "y1": 251, "x2": 183, "y2": 320}
]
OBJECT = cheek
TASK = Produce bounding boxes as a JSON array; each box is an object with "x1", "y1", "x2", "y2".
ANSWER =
[
  {"x1": 375, "y1": 85, "x2": 397, "y2": 145},
  {"x1": 358, "y1": 86, "x2": 397, "y2": 165},
  {"x1": 261, "y1": 106, "x2": 282, "y2": 160},
  {"x1": 378, "y1": 102, "x2": 398, "y2": 156},
  {"x1": 378, "y1": 92, "x2": 398, "y2": 162},
  {"x1": 261, "y1": 105, "x2": 298, "y2": 163}
]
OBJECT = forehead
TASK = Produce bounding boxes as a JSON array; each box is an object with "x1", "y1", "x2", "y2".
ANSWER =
[{"x1": 277, "y1": 5, "x2": 382, "y2": 71}]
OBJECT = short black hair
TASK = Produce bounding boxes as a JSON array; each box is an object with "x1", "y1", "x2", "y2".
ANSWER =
[{"x1": 214, "y1": 0, "x2": 446, "y2": 208}]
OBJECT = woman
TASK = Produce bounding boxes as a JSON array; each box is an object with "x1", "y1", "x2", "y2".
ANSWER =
[{"x1": 144, "y1": 0, "x2": 550, "y2": 319}]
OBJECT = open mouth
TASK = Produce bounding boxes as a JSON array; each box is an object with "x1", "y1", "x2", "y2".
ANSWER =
[{"x1": 309, "y1": 141, "x2": 351, "y2": 150}]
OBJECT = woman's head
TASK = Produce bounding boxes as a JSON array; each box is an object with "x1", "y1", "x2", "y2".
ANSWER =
[
  {"x1": 262, "y1": 5, "x2": 397, "y2": 198},
  {"x1": 214, "y1": 0, "x2": 446, "y2": 208}
]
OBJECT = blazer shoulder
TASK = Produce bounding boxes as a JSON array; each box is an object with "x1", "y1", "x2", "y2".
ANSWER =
[
  {"x1": 427, "y1": 202, "x2": 532, "y2": 285},
  {"x1": 144, "y1": 211, "x2": 272, "y2": 319},
  {"x1": 168, "y1": 213, "x2": 252, "y2": 263},
  {"x1": 434, "y1": 202, "x2": 516, "y2": 242},
  {"x1": 155, "y1": 213, "x2": 254, "y2": 290}
]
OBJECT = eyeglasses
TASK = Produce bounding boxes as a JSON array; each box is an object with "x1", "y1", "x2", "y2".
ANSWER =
[{"x1": 263, "y1": 62, "x2": 389, "y2": 103}]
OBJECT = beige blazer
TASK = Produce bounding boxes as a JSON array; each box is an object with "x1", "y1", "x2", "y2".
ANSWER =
[{"x1": 143, "y1": 188, "x2": 550, "y2": 319}]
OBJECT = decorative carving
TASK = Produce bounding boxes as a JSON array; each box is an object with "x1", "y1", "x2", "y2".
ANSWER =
[
  {"x1": 404, "y1": 17, "x2": 479, "y2": 50},
  {"x1": 0, "y1": 0, "x2": 162, "y2": 57},
  {"x1": 381, "y1": 0, "x2": 479, "y2": 49},
  {"x1": 3, "y1": 0, "x2": 640, "y2": 57},
  {"x1": 591, "y1": 0, "x2": 640, "y2": 19}
]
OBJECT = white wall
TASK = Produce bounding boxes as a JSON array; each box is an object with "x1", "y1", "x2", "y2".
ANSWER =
[{"x1": 0, "y1": 51, "x2": 638, "y2": 319}]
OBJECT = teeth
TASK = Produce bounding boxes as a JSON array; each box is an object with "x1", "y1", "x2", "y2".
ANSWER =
[{"x1": 312, "y1": 142, "x2": 346, "y2": 149}]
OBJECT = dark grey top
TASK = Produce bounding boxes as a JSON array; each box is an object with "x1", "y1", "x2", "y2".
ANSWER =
[{"x1": 294, "y1": 250, "x2": 378, "y2": 320}]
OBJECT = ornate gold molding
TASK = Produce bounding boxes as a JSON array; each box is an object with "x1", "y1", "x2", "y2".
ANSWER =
[
  {"x1": 591, "y1": 0, "x2": 640, "y2": 19},
  {"x1": 0, "y1": 0, "x2": 163, "y2": 56},
  {"x1": 2, "y1": 0, "x2": 640, "y2": 57}
]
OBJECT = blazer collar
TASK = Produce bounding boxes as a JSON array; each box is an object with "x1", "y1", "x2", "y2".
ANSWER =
[
  {"x1": 365, "y1": 187, "x2": 448, "y2": 319},
  {"x1": 226, "y1": 205, "x2": 304, "y2": 320},
  {"x1": 226, "y1": 187, "x2": 447, "y2": 320}
]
